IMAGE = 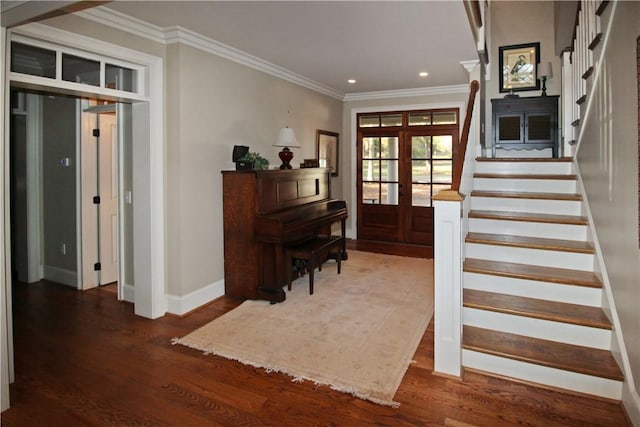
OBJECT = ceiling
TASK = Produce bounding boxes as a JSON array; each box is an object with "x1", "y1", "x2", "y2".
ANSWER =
[{"x1": 99, "y1": 1, "x2": 478, "y2": 96}]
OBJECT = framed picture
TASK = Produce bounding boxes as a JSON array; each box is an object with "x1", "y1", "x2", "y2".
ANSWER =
[
  {"x1": 316, "y1": 130, "x2": 339, "y2": 177},
  {"x1": 499, "y1": 42, "x2": 541, "y2": 93}
]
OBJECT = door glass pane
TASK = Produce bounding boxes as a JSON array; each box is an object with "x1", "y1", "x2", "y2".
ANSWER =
[
  {"x1": 527, "y1": 115, "x2": 551, "y2": 140},
  {"x1": 11, "y1": 42, "x2": 56, "y2": 78},
  {"x1": 381, "y1": 183, "x2": 399, "y2": 205},
  {"x1": 433, "y1": 111, "x2": 457, "y2": 125},
  {"x1": 412, "y1": 160, "x2": 431, "y2": 183},
  {"x1": 62, "y1": 54, "x2": 100, "y2": 86},
  {"x1": 106, "y1": 64, "x2": 137, "y2": 92},
  {"x1": 409, "y1": 112, "x2": 431, "y2": 126},
  {"x1": 359, "y1": 115, "x2": 380, "y2": 127},
  {"x1": 381, "y1": 114, "x2": 402, "y2": 127},
  {"x1": 380, "y1": 137, "x2": 399, "y2": 159},
  {"x1": 362, "y1": 160, "x2": 380, "y2": 180},
  {"x1": 432, "y1": 160, "x2": 452, "y2": 183},
  {"x1": 363, "y1": 183, "x2": 380, "y2": 204},
  {"x1": 433, "y1": 135, "x2": 453, "y2": 158},
  {"x1": 362, "y1": 137, "x2": 380, "y2": 158},
  {"x1": 412, "y1": 183, "x2": 431, "y2": 207},
  {"x1": 412, "y1": 136, "x2": 431, "y2": 158},
  {"x1": 381, "y1": 160, "x2": 398, "y2": 181},
  {"x1": 498, "y1": 116, "x2": 521, "y2": 141}
]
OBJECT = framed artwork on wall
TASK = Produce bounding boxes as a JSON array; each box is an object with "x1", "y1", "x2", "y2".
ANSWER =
[
  {"x1": 499, "y1": 42, "x2": 541, "y2": 93},
  {"x1": 317, "y1": 130, "x2": 339, "y2": 177}
]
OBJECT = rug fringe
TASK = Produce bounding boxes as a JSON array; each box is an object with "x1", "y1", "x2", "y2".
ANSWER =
[{"x1": 173, "y1": 337, "x2": 401, "y2": 407}]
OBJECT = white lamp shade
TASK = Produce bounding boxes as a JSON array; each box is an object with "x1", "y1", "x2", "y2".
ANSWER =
[
  {"x1": 275, "y1": 126, "x2": 300, "y2": 147},
  {"x1": 537, "y1": 62, "x2": 553, "y2": 79}
]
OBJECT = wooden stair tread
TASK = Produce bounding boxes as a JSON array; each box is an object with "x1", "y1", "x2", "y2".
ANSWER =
[
  {"x1": 473, "y1": 173, "x2": 577, "y2": 180},
  {"x1": 463, "y1": 289, "x2": 611, "y2": 329},
  {"x1": 465, "y1": 232, "x2": 594, "y2": 254},
  {"x1": 463, "y1": 258, "x2": 602, "y2": 288},
  {"x1": 476, "y1": 157, "x2": 573, "y2": 162},
  {"x1": 471, "y1": 190, "x2": 582, "y2": 201},
  {"x1": 463, "y1": 326, "x2": 623, "y2": 381},
  {"x1": 469, "y1": 210, "x2": 588, "y2": 225}
]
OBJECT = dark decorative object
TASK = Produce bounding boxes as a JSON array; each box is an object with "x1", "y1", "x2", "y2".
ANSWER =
[
  {"x1": 274, "y1": 126, "x2": 300, "y2": 169},
  {"x1": 499, "y1": 42, "x2": 541, "y2": 93}
]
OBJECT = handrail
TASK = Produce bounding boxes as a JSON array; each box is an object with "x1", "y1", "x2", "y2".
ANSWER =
[{"x1": 451, "y1": 80, "x2": 480, "y2": 191}]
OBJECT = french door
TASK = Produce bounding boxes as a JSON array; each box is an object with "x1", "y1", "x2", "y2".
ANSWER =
[{"x1": 356, "y1": 110, "x2": 458, "y2": 246}]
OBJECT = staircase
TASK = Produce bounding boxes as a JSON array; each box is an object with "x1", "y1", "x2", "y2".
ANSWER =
[{"x1": 461, "y1": 156, "x2": 624, "y2": 400}]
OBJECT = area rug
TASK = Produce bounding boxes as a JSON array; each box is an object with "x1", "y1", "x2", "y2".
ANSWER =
[{"x1": 173, "y1": 250, "x2": 433, "y2": 407}]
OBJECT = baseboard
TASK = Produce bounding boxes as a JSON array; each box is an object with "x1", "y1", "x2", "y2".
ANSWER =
[
  {"x1": 622, "y1": 382, "x2": 640, "y2": 427},
  {"x1": 121, "y1": 283, "x2": 134, "y2": 303},
  {"x1": 165, "y1": 280, "x2": 225, "y2": 316},
  {"x1": 42, "y1": 265, "x2": 77, "y2": 287}
]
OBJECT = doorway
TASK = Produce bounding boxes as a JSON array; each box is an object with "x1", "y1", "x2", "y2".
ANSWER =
[
  {"x1": 356, "y1": 109, "x2": 459, "y2": 247},
  {"x1": 9, "y1": 91, "x2": 130, "y2": 297}
]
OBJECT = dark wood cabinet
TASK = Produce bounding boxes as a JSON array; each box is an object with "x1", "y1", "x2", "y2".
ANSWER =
[{"x1": 491, "y1": 95, "x2": 559, "y2": 157}]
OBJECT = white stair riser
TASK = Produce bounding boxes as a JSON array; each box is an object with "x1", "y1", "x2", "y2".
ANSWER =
[
  {"x1": 475, "y1": 162, "x2": 573, "y2": 175},
  {"x1": 465, "y1": 243, "x2": 594, "y2": 271},
  {"x1": 463, "y1": 272, "x2": 602, "y2": 307},
  {"x1": 462, "y1": 350, "x2": 622, "y2": 400},
  {"x1": 463, "y1": 308, "x2": 611, "y2": 349},
  {"x1": 468, "y1": 218, "x2": 588, "y2": 241},
  {"x1": 471, "y1": 196, "x2": 582, "y2": 215},
  {"x1": 473, "y1": 178, "x2": 577, "y2": 194}
]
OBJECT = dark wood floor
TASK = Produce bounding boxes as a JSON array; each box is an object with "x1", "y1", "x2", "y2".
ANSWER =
[{"x1": 2, "y1": 276, "x2": 630, "y2": 426}]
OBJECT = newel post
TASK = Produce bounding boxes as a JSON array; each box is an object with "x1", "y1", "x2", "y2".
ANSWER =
[{"x1": 433, "y1": 189, "x2": 464, "y2": 377}]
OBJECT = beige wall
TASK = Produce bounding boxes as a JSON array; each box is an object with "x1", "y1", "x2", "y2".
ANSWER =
[
  {"x1": 42, "y1": 14, "x2": 343, "y2": 298},
  {"x1": 576, "y1": 0, "x2": 640, "y2": 411},
  {"x1": 166, "y1": 43, "x2": 342, "y2": 296},
  {"x1": 487, "y1": 1, "x2": 562, "y2": 155}
]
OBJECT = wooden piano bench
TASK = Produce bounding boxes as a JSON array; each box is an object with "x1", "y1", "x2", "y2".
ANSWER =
[{"x1": 286, "y1": 235, "x2": 345, "y2": 295}]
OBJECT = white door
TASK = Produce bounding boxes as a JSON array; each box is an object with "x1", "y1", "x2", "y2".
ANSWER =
[{"x1": 80, "y1": 103, "x2": 118, "y2": 288}]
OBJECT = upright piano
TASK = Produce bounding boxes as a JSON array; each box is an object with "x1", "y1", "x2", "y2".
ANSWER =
[{"x1": 222, "y1": 168, "x2": 348, "y2": 303}]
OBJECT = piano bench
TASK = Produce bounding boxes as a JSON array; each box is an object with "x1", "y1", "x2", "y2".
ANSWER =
[{"x1": 286, "y1": 235, "x2": 345, "y2": 295}]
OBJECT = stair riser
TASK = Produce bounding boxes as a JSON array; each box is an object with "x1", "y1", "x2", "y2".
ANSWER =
[
  {"x1": 463, "y1": 307, "x2": 611, "y2": 349},
  {"x1": 462, "y1": 350, "x2": 622, "y2": 400},
  {"x1": 468, "y1": 218, "x2": 588, "y2": 241},
  {"x1": 471, "y1": 197, "x2": 582, "y2": 215},
  {"x1": 463, "y1": 272, "x2": 602, "y2": 306},
  {"x1": 475, "y1": 162, "x2": 574, "y2": 175},
  {"x1": 465, "y1": 243, "x2": 594, "y2": 271},
  {"x1": 473, "y1": 178, "x2": 577, "y2": 194}
]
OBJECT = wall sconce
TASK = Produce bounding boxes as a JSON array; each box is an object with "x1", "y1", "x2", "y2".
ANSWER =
[
  {"x1": 273, "y1": 126, "x2": 300, "y2": 169},
  {"x1": 538, "y1": 62, "x2": 553, "y2": 96}
]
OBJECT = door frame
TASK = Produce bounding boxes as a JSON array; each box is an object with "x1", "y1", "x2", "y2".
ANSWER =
[{"x1": 349, "y1": 100, "x2": 465, "y2": 242}]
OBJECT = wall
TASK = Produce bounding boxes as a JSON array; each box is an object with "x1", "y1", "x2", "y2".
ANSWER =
[
  {"x1": 167, "y1": 43, "x2": 343, "y2": 297},
  {"x1": 42, "y1": 95, "x2": 77, "y2": 285},
  {"x1": 487, "y1": 1, "x2": 561, "y2": 157},
  {"x1": 576, "y1": 1, "x2": 640, "y2": 421}
]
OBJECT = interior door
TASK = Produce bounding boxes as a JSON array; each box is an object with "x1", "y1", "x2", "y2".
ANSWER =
[
  {"x1": 98, "y1": 113, "x2": 118, "y2": 285},
  {"x1": 357, "y1": 131, "x2": 403, "y2": 242},
  {"x1": 403, "y1": 130, "x2": 456, "y2": 245}
]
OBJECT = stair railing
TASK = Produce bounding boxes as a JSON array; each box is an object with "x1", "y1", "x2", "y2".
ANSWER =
[{"x1": 452, "y1": 80, "x2": 479, "y2": 191}]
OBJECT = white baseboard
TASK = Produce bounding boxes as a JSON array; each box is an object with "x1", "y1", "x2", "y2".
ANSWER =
[
  {"x1": 43, "y1": 265, "x2": 77, "y2": 287},
  {"x1": 165, "y1": 280, "x2": 225, "y2": 316},
  {"x1": 622, "y1": 383, "x2": 640, "y2": 427},
  {"x1": 121, "y1": 283, "x2": 134, "y2": 303}
]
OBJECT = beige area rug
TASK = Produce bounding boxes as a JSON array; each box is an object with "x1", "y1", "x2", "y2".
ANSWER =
[{"x1": 173, "y1": 250, "x2": 434, "y2": 407}]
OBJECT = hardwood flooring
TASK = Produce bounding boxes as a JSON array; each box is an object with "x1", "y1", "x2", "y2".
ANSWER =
[{"x1": 2, "y1": 278, "x2": 630, "y2": 426}]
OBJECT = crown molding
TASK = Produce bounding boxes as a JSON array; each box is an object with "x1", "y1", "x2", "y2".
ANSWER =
[
  {"x1": 76, "y1": 7, "x2": 344, "y2": 100},
  {"x1": 343, "y1": 84, "x2": 470, "y2": 102}
]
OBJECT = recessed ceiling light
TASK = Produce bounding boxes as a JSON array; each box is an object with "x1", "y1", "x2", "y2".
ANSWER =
[
  {"x1": 419, "y1": 71, "x2": 429, "y2": 77},
  {"x1": 347, "y1": 79, "x2": 357, "y2": 84}
]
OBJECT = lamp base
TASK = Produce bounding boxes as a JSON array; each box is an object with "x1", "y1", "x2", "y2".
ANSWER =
[
  {"x1": 541, "y1": 76, "x2": 548, "y2": 96},
  {"x1": 278, "y1": 147, "x2": 294, "y2": 169}
]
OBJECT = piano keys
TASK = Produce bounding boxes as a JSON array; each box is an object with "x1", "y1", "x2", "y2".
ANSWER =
[{"x1": 222, "y1": 168, "x2": 348, "y2": 303}]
